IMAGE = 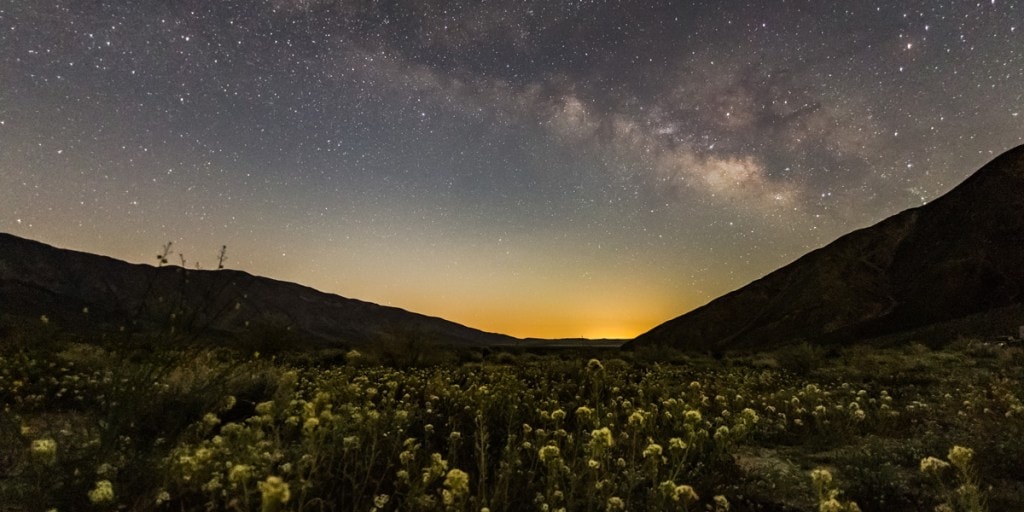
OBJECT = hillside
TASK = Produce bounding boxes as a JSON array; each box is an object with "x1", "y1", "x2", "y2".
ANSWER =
[
  {"x1": 0, "y1": 233, "x2": 517, "y2": 348},
  {"x1": 629, "y1": 145, "x2": 1024, "y2": 351}
]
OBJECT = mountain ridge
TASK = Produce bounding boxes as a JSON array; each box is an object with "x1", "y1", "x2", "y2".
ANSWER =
[
  {"x1": 628, "y1": 145, "x2": 1024, "y2": 351},
  {"x1": 0, "y1": 232, "x2": 519, "y2": 348}
]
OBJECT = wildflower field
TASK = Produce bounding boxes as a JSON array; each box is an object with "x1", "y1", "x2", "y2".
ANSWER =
[{"x1": 2, "y1": 338, "x2": 1023, "y2": 511}]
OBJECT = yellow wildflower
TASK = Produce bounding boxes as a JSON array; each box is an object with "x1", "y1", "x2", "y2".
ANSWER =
[
  {"x1": 88, "y1": 480, "x2": 115, "y2": 505},
  {"x1": 30, "y1": 438, "x2": 57, "y2": 466},
  {"x1": 947, "y1": 445, "x2": 973, "y2": 470},
  {"x1": 258, "y1": 476, "x2": 290, "y2": 511}
]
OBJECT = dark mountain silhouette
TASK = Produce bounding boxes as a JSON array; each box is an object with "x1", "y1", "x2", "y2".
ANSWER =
[
  {"x1": 0, "y1": 233, "x2": 517, "y2": 348},
  {"x1": 629, "y1": 145, "x2": 1024, "y2": 352}
]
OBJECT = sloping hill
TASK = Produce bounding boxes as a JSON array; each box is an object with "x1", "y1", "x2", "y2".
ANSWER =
[
  {"x1": 629, "y1": 145, "x2": 1024, "y2": 351},
  {"x1": 0, "y1": 233, "x2": 517, "y2": 348}
]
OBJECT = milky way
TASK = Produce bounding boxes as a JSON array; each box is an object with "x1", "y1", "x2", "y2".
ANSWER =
[{"x1": 2, "y1": 1, "x2": 1022, "y2": 338}]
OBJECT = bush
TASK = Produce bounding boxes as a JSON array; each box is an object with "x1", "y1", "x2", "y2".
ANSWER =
[{"x1": 776, "y1": 341, "x2": 825, "y2": 376}]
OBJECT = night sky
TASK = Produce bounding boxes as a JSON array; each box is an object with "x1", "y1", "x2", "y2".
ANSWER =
[{"x1": 2, "y1": 1, "x2": 1022, "y2": 339}]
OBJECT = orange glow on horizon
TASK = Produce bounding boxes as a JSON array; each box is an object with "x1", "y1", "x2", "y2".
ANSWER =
[
  {"x1": 405, "y1": 309, "x2": 667, "y2": 340},
  {"x1": 9, "y1": 229, "x2": 714, "y2": 342},
  {"x1": 371, "y1": 285, "x2": 697, "y2": 340}
]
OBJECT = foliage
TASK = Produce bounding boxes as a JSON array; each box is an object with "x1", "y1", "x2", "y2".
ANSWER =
[
  {"x1": 2, "y1": 337, "x2": 1023, "y2": 511},
  {"x1": 775, "y1": 340, "x2": 826, "y2": 376}
]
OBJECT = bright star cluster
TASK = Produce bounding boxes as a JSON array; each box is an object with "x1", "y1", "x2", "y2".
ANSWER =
[{"x1": 1, "y1": 1, "x2": 1022, "y2": 339}]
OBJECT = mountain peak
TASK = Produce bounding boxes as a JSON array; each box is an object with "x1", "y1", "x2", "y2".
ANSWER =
[{"x1": 938, "y1": 144, "x2": 1024, "y2": 196}]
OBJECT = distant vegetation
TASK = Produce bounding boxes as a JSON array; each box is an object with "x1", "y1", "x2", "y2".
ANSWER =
[{"x1": 2, "y1": 328, "x2": 1022, "y2": 511}]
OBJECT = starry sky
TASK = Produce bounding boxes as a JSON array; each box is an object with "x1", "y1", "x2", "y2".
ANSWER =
[{"x1": 2, "y1": 1, "x2": 1022, "y2": 339}]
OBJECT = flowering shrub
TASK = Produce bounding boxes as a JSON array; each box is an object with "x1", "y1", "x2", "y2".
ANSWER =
[
  {"x1": 921, "y1": 445, "x2": 987, "y2": 512},
  {"x1": 1, "y1": 342, "x2": 1022, "y2": 510}
]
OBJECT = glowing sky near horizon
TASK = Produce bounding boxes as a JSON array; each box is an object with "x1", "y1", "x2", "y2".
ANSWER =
[{"x1": 2, "y1": 1, "x2": 1023, "y2": 339}]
